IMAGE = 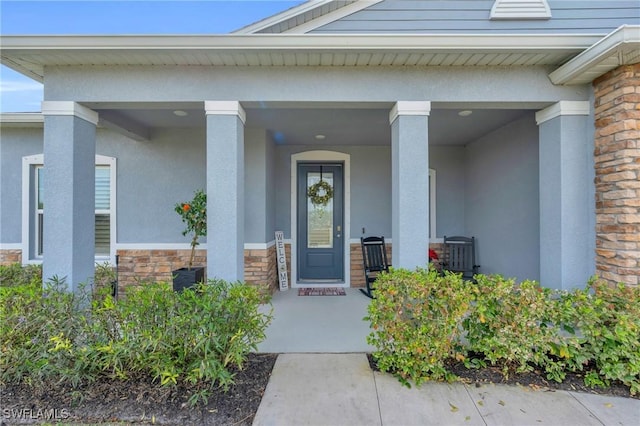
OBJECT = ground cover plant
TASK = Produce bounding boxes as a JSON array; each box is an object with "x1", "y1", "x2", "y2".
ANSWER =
[
  {"x1": 0, "y1": 264, "x2": 273, "y2": 423},
  {"x1": 366, "y1": 267, "x2": 640, "y2": 395}
]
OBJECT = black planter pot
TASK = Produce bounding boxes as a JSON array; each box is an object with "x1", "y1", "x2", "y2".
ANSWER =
[{"x1": 172, "y1": 267, "x2": 205, "y2": 292}]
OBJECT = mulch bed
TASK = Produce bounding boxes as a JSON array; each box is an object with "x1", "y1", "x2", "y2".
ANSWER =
[
  {"x1": 367, "y1": 353, "x2": 638, "y2": 399},
  {"x1": 2, "y1": 352, "x2": 636, "y2": 425},
  {"x1": 298, "y1": 287, "x2": 346, "y2": 296},
  {"x1": 0, "y1": 353, "x2": 277, "y2": 426}
]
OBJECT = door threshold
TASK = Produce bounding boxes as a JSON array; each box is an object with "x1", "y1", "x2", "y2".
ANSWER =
[{"x1": 295, "y1": 279, "x2": 347, "y2": 288}]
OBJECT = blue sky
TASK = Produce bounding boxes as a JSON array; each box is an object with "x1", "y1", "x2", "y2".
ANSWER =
[{"x1": 0, "y1": 0, "x2": 306, "y2": 112}]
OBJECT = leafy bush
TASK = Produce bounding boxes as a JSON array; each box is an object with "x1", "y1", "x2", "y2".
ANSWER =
[
  {"x1": 92, "y1": 261, "x2": 116, "y2": 297},
  {"x1": 553, "y1": 280, "x2": 640, "y2": 394},
  {"x1": 0, "y1": 271, "x2": 272, "y2": 405},
  {"x1": 366, "y1": 267, "x2": 473, "y2": 386},
  {"x1": 0, "y1": 277, "x2": 88, "y2": 387},
  {"x1": 366, "y1": 267, "x2": 639, "y2": 395},
  {"x1": 0, "y1": 263, "x2": 42, "y2": 288},
  {"x1": 463, "y1": 276, "x2": 561, "y2": 377}
]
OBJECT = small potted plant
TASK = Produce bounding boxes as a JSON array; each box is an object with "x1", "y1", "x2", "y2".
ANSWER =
[{"x1": 172, "y1": 189, "x2": 207, "y2": 291}]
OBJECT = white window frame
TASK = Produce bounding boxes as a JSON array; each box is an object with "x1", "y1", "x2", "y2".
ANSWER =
[
  {"x1": 35, "y1": 165, "x2": 44, "y2": 256},
  {"x1": 22, "y1": 154, "x2": 117, "y2": 264},
  {"x1": 429, "y1": 168, "x2": 437, "y2": 241}
]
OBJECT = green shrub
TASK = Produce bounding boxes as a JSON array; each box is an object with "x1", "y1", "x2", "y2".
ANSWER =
[
  {"x1": 0, "y1": 277, "x2": 89, "y2": 387},
  {"x1": 92, "y1": 261, "x2": 116, "y2": 297},
  {"x1": 463, "y1": 276, "x2": 561, "y2": 378},
  {"x1": 0, "y1": 263, "x2": 42, "y2": 288},
  {"x1": 366, "y1": 267, "x2": 473, "y2": 387},
  {"x1": 0, "y1": 271, "x2": 272, "y2": 405},
  {"x1": 554, "y1": 279, "x2": 640, "y2": 394},
  {"x1": 365, "y1": 265, "x2": 639, "y2": 396}
]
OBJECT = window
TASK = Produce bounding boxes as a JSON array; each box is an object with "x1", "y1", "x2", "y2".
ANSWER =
[{"x1": 23, "y1": 154, "x2": 116, "y2": 262}]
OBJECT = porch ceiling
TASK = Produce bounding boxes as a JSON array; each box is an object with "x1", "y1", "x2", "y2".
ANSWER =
[{"x1": 91, "y1": 104, "x2": 530, "y2": 146}]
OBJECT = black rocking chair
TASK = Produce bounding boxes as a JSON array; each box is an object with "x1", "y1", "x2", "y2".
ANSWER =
[
  {"x1": 442, "y1": 236, "x2": 480, "y2": 282},
  {"x1": 360, "y1": 236, "x2": 390, "y2": 298}
]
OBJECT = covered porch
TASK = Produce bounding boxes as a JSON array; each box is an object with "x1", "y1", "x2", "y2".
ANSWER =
[
  {"x1": 30, "y1": 97, "x2": 593, "y2": 294},
  {"x1": 0, "y1": 33, "x2": 604, "y2": 293}
]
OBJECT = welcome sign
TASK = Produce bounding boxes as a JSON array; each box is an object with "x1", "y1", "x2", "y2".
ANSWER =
[{"x1": 275, "y1": 231, "x2": 289, "y2": 291}]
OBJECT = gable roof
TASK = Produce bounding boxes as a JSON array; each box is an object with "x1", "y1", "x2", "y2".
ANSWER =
[
  {"x1": 234, "y1": 0, "x2": 381, "y2": 34},
  {"x1": 305, "y1": 0, "x2": 638, "y2": 35}
]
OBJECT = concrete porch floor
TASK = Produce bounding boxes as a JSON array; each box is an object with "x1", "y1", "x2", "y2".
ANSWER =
[{"x1": 257, "y1": 288, "x2": 375, "y2": 353}]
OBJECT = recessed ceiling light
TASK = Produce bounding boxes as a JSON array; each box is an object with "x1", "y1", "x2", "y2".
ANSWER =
[
  {"x1": 173, "y1": 110, "x2": 188, "y2": 117},
  {"x1": 458, "y1": 110, "x2": 473, "y2": 117},
  {"x1": 315, "y1": 134, "x2": 326, "y2": 140}
]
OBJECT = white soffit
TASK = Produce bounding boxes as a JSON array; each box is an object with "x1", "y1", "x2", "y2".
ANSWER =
[
  {"x1": 0, "y1": 33, "x2": 601, "y2": 83},
  {"x1": 550, "y1": 25, "x2": 640, "y2": 86},
  {"x1": 490, "y1": 0, "x2": 551, "y2": 20}
]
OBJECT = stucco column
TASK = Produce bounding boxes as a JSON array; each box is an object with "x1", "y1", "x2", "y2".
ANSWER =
[
  {"x1": 390, "y1": 101, "x2": 431, "y2": 269},
  {"x1": 205, "y1": 101, "x2": 246, "y2": 282},
  {"x1": 41, "y1": 101, "x2": 98, "y2": 293},
  {"x1": 536, "y1": 101, "x2": 594, "y2": 290}
]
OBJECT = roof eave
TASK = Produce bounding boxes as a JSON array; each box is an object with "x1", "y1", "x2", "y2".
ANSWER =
[
  {"x1": 549, "y1": 25, "x2": 640, "y2": 85},
  {"x1": 0, "y1": 33, "x2": 602, "y2": 50},
  {"x1": 0, "y1": 33, "x2": 605, "y2": 82},
  {"x1": 0, "y1": 113, "x2": 44, "y2": 127}
]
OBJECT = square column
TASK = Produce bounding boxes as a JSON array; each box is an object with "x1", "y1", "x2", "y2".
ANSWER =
[
  {"x1": 204, "y1": 101, "x2": 246, "y2": 282},
  {"x1": 390, "y1": 101, "x2": 431, "y2": 269},
  {"x1": 41, "y1": 101, "x2": 98, "y2": 293},
  {"x1": 536, "y1": 101, "x2": 594, "y2": 290}
]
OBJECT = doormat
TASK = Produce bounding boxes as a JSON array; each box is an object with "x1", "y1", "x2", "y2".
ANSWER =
[{"x1": 298, "y1": 287, "x2": 346, "y2": 296}]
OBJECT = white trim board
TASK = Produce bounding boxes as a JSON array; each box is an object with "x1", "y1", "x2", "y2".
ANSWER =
[
  {"x1": 233, "y1": 0, "x2": 336, "y2": 34},
  {"x1": 41, "y1": 101, "x2": 99, "y2": 125},
  {"x1": 0, "y1": 244, "x2": 22, "y2": 250},
  {"x1": 284, "y1": 0, "x2": 385, "y2": 34},
  {"x1": 234, "y1": 0, "x2": 384, "y2": 35},
  {"x1": 347, "y1": 238, "x2": 444, "y2": 244},
  {"x1": 535, "y1": 101, "x2": 590, "y2": 125},
  {"x1": 245, "y1": 240, "x2": 276, "y2": 250},
  {"x1": 115, "y1": 242, "x2": 277, "y2": 250}
]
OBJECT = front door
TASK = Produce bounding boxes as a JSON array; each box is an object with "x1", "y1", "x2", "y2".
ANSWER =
[{"x1": 297, "y1": 163, "x2": 344, "y2": 282}]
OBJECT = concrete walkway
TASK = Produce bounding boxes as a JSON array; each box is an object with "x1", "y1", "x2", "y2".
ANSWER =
[
  {"x1": 257, "y1": 288, "x2": 374, "y2": 353},
  {"x1": 253, "y1": 353, "x2": 640, "y2": 426}
]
